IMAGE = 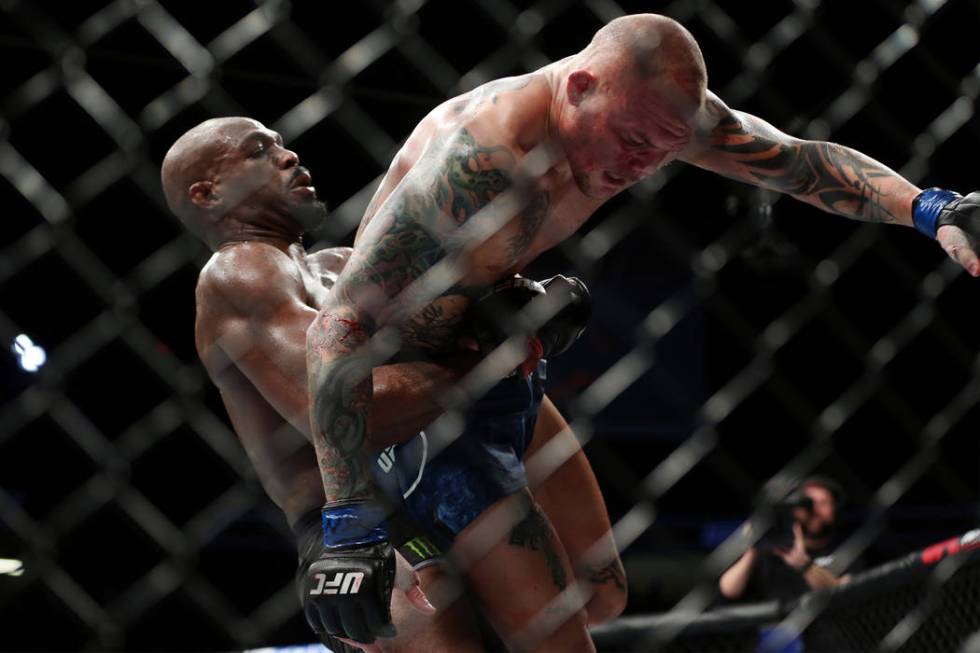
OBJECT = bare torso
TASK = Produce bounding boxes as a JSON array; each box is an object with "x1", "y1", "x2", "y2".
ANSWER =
[
  {"x1": 344, "y1": 65, "x2": 605, "y2": 353},
  {"x1": 195, "y1": 242, "x2": 349, "y2": 524}
]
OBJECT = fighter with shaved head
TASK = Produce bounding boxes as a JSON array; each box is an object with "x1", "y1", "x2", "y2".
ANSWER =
[
  {"x1": 162, "y1": 114, "x2": 624, "y2": 652},
  {"x1": 307, "y1": 12, "x2": 980, "y2": 650},
  {"x1": 162, "y1": 117, "x2": 463, "y2": 651}
]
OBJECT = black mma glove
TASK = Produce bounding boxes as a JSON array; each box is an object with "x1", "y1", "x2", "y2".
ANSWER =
[
  {"x1": 538, "y1": 274, "x2": 592, "y2": 358},
  {"x1": 913, "y1": 188, "x2": 980, "y2": 241},
  {"x1": 463, "y1": 274, "x2": 592, "y2": 375},
  {"x1": 464, "y1": 276, "x2": 546, "y2": 357},
  {"x1": 300, "y1": 500, "x2": 395, "y2": 644}
]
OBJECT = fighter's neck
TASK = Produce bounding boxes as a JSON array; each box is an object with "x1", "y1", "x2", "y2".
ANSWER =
[
  {"x1": 214, "y1": 220, "x2": 303, "y2": 253},
  {"x1": 543, "y1": 57, "x2": 576, "y2": 152}
]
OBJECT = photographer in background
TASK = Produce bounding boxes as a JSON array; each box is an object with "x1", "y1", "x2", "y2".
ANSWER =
[{"x1": 719, "y1": 476, "x2": 855, "y2": 603}]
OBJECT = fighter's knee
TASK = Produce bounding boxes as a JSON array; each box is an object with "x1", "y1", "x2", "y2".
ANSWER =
[
  {"x1": 584, "y1": 581, "x2": 627, "y2": 626},
  {"x1": 578, "y1": 559, "x2": 627, "y2": 626}
]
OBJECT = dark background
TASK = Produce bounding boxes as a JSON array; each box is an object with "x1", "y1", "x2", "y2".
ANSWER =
[{"x1": 0, "y1": 0, "x2": 978, "y2": 650}]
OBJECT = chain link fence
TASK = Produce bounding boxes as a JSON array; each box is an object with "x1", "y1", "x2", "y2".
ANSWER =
[{"x1": 1, "y1": 0, "x2": 978, "y2": 650}]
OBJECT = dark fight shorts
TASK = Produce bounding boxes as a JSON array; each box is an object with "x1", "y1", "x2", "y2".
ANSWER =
[{"x1": 370, "y1": 361, "x2": 547, "y2": 551}]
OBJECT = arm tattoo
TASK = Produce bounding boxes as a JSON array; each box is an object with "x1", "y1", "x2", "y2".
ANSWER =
[
  {"x1": 308, "y1": 128, "x2": 549, "y2": 501},
  {"x1": 509, "y1": 498, "x2": 568, "y2": 590},
  {"x1": 508, "y1": 190, "x2": 550, "y2": 260},
  {"x1": 585, "y1": 559, "x2": 626, "y2": 592},
  {"x1": 710, "y1": 106, "x2": 900, "y2": 224},
  {"x1": 445, "y1": 133, "x2": 512, "y2": 222},
  {"x1": 307, "y1": 308, "x2": 375, "y2": 502},
  {"x1": 356, "y1": 128, "x2": 522, "y2": 295},
  {"x1": 399, "y1": 303, "x2": 460, "y2": 351},
  {"x1": 352, "y1": 128, "x2": 548, "y2": 348}
]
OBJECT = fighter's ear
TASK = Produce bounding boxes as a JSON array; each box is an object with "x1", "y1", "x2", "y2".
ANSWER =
[
  {"x1": 566, "y1": 70, "x2": 595, "y2": 106},
  {"x1": 188, "y1": 180, "x2": 220, "y2": 210}
]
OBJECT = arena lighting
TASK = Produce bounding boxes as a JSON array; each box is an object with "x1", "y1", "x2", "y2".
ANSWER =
[
  {"x1": 0, "y1": 558, "x2": 24, "y2": 577},
  {"x1": 11, "y1": 334, "x2": 45, "y2": 373}
]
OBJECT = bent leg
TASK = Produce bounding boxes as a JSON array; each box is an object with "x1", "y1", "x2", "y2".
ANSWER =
[
  {"x1": 524, "y1": 396, "x2": 627, "y2": 626},
  {"x1": 451, "y1": 488, "x2": 595, "y2": 653}
]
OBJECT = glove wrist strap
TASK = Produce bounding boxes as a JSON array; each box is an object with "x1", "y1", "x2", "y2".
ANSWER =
[
  {"x1": 913, "y1": 187, "x2": 961, "y2": 238},
  {"x1": 322, "y1": 500, "x2": 389, "y2": 549}
]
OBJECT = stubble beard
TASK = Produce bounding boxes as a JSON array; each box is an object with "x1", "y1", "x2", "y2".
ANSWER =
[{"x1": 292, "y1": 198, "x2": 329, "y2": 234}]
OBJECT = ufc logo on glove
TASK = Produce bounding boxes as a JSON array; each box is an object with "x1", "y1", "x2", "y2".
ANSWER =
[{"x1": 309, "y1": 571, "x2": 365, "y2": 595}]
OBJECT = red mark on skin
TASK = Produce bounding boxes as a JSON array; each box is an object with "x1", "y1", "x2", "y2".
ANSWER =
[
  {"x1": 335, "y1": 317, "x2": 366, "y2": 343},
  {"x1": 309, "y1": 314, "x2": 369, "y2": 360}
]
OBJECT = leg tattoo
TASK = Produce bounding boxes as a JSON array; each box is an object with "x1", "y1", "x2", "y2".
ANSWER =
[{"x1": 509, "y1": 498, "x2": 568, "y2": 590}]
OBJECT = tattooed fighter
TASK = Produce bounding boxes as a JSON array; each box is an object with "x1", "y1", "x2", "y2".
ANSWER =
[
  {"x1": 161, "y1": 117, "x2": 624, "y2": 652},
  {"x1": 306, "y1": 10, "x2": 980, "y2": 649}
]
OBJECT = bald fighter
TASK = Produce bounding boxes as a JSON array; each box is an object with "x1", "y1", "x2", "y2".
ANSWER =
[
  {"x1": 161, "y1": 117, "x2": 624, "y2": 652},
  {"x1": 307, "y1": 11, "x2": 980, "y2": 649}
]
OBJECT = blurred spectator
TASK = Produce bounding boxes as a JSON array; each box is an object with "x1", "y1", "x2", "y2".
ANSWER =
[{"x1": 719, "y1": 476, "x2": 858, "y2": 603}]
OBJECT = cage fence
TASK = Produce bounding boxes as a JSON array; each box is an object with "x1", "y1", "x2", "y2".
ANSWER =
[{"x1": 0, "y1": 0, "x2": 978, "y2": 651}]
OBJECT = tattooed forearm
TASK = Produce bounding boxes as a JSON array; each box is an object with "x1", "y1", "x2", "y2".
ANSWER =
[
  {"x1": 400, "y1": 303, "x2": 463, "y2": 351},
  {"x1": 510, "y1": 498, "x2": 568, "y2": 590},
  {"x1": 706, "y1": 104, "x2": 912, "y2": 224},
  {"x1": 307, "y1": 308, "x2": 376, "y2": 502},
  {"x1": 585, "y1": 559, "x2": 626, "y2": 592}
]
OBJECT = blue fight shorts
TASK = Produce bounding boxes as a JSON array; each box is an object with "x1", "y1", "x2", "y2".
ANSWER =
[{"x1": 370, "y1": 361, "x2": 546, "y2": 551}]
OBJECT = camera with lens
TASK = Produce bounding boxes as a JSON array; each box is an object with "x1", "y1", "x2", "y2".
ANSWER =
[{"x1": 757, "y1": 492, "x2": 814, "y2": 551}]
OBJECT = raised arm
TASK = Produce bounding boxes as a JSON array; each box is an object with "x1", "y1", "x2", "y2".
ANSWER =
[
  {"x1": 682, "y1": 92, "x2": 919, "y2": 225},
  {"x1": 681, "y1": 92, "x2": 980, "y2": 275},
  {"x1": 718, "y1": 546, "x2": 758, "y2": 600},
  {"x1": 197, "y1": 242, "x2": 469, "y2": 449},
  {"x1": 680, "y1": 92, "x2": 980, "y2": 276}
]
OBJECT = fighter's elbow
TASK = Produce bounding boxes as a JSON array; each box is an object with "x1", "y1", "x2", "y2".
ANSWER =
[{"x1": 717, "y1": 575, "x2": 744, "y2": 600}]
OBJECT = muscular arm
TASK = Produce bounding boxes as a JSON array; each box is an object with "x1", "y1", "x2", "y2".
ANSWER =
[
  {"x1": 682, "y1": 92, "x2": 920, "y2": 226},
  {"x1": 197, "y1": 243, "x2": 469, "y2": 450},
  {"x1": 308, "y1": 124, "x2": 549, "y2": 502},
  {"x1": 353, "y1": 122, "x2": 434, "y2": 246}
]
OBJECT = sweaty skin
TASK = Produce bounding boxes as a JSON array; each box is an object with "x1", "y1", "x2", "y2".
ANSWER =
[
  {"x1": 309, "y1": 12, "x2": 979, "y2": 507},
  {"x1": 194, "y1": 241, "x2": 476, "y2": 523},
  {"x1": 165, "y1": 116, "x2": 625, "y2": 651},
  {"x1": 164, "y1": 117, "x2": 483, "y2": 652},
  {"x1": 308, "y1": 13, "x2": 976, "y2": 644}
]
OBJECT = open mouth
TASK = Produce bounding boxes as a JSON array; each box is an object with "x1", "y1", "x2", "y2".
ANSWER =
[
  {"x1": 291, "y1": 185, "x2": 316, "y2": 198},
  {"x1": 290, "y1": 169, "x2": 316, "y2": 196},
  {"x1": 290, "y1": 169, "x2": 313, "y2": 188},
  {"x1": 603, "y1": 171, "x2": 627, "y2": 186}
]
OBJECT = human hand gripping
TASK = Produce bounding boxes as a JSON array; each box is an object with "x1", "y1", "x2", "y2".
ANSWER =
[{"x1": 772, "y1": 522, "x2": 812, "y2": 573}]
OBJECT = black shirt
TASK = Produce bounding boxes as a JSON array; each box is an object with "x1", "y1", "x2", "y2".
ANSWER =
[{"x1": 742, "y1": 542, "x2": 840, "y2": 604}]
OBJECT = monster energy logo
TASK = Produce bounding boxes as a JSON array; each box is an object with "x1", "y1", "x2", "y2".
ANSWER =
[{"x1": 403, "y1": 536, "x2": 440, "y2": 560}]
